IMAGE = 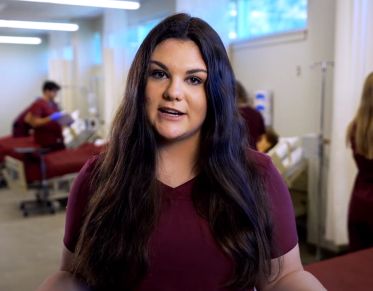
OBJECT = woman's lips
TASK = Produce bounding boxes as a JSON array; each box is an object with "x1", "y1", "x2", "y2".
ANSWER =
[{"x1": 158, "y1": 107, "x2": 185, "y2": 120}]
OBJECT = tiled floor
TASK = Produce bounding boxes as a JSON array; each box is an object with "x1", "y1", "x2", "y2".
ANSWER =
[
  {"x1": 0, "y1": 187, "x2": 65, "y2": 291},
  {"x1": 0, "y1": 186, "x2": 322, "y2": 291}
]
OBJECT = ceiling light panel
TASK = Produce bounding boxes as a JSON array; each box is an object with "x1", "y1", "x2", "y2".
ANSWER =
[
  {"x1": 17, "y1": 0, "x2": 140, "y2": 10},
  {"x1": 0, "y1": 20, "x2": 79, "y2": 31},
  {"x1": 0, "y1": 36, "x2": 42, "y2": 45}
]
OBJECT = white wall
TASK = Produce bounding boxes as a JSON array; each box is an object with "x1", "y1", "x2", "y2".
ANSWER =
[
  {"x1": 0, "y1": 42, "x2": 48, "y2": 136},
  {"x1": 230, "y1": 0, "x2": 336, "y2": 137}
]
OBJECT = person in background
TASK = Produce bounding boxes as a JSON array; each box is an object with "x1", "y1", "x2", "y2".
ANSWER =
[
  {"x1": 236, "y1": 81, "x2": 265, "y2": 150},
  {"x1": 12, "y1": 80, "x2": 65, "y2": 150},
  {"x1": 346, "y1": 72, "x2": 373, "y2": 252},
  {"x1": 38, "y1": 13, "x2": 325, "y2": 291},
  {"x1": 257, "y1": 127, "x2": 279, "y2": 153}
]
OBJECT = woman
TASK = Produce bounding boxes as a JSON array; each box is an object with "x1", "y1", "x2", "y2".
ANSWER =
[
  {"x1": 346, "y1": 72, "x2": 373, "y2": 252},
  {"x1": 38, "y1": 13, "x2": 324, "y2": 291}
]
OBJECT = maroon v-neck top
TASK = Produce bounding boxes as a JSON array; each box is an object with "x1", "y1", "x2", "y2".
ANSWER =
[{"x1": 64, "y1": 151, "x2": 297, "y2": 290}]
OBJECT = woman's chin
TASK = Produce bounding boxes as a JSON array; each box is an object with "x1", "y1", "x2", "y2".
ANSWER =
[
  {"x1": 154, "y1": 126, "x2": 201, "y2": 144},
  {"x1": 157, "y1": 132, "x2": 184, "y2": 142}
]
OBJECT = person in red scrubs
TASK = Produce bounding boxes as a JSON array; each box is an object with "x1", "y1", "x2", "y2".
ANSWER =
[
  {"x1": 38, "y1": 14, "x2": 325, "y2": 291},
  {"x1": 12, "y1": 81, "x2": 65, "y2": 150},
  {"x1": 346, "y1": 72, "x2": 373, "y2": 252},
  {"x1": 236, "y1": 81, "x2": 265, "y2": 150}
]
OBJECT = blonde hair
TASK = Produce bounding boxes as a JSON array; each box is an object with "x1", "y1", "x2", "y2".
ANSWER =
[{"x1": 347, "y1": 72, "x2": 373, "y2": 159}]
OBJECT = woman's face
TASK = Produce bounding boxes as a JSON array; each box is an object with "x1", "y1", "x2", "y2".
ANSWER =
[{"x1": 145, "y1": 38, "x2": 208, "y2": 143}]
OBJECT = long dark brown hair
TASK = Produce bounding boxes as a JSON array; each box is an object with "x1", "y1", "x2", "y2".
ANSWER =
[{"x1": 71, "y1": 13, "x2": 273, "y2": 290}]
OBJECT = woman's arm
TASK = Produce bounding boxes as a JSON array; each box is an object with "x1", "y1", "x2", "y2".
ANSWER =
[
  {"x1": 257, "y1": 244, "x2": 326, "y2": 291},
  {"x1": 36, "y1": 246, "x2": 89, "y2": 291},
  {"x1": 60, "y1": 244, "x2": 74, "y2": 271},
  {"x1": 36, "y1": 271, "x2": 89, "y2": 291}
]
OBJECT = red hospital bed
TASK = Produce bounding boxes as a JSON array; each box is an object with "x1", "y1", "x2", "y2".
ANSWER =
[
  {"x1": 2, "y1": 136, "x2": 104, "y2": 216},
  {"x1": 0, "y1": 135, "x2": 39, "y2": 164}
]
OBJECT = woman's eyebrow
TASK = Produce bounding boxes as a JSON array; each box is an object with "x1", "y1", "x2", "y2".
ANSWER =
[
  {"x1": 149, "y1": 60, "x2": 168, "y2": 71},
  {"x1": 150, "y1": 60, "x2": 207, "y2": 75},
  {"x1": 186, "y1": 69, "x2": 207, "y2": 75}
]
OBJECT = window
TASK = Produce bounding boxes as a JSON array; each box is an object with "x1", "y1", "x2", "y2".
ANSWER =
[
  {"x1": 127, "y1": 18, "x2": 162, "y2": 50},
  {"x1": 228, "y1": 0, "x2": 307, "y2": 40}
]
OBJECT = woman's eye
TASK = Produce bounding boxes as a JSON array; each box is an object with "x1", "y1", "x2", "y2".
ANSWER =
[
  {"x1": 187, "y1": 76, "x2": 202, "y2": 85},
  {"x1": 150, "y1": 70, "x2": 167, "y2": 79}
]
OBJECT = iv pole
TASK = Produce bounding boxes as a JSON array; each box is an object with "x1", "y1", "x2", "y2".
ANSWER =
[{"x1": 311, "y1": 60, "x2": 334, "y2": 260}]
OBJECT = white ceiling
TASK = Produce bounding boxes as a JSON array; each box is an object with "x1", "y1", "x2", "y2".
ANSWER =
[{"x1": 0, "y1": 0, "x2": 141, "y2": 36}]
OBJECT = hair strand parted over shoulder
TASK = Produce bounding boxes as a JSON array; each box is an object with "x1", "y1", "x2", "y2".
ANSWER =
[{"x1": 71, "y1": 13, "x2": 273, "y2": 290}]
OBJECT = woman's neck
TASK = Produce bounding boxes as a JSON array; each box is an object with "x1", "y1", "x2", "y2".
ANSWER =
[{"x1": 157, "y1": 134, "x2": 200, "y2": 188}]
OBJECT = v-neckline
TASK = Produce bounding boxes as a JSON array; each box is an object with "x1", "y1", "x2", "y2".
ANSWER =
[{"x1": 158, "y1": 176, "x2": 197, "y2": 191}]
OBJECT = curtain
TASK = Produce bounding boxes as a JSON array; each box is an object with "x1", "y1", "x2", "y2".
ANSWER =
[
  {"x1": 325, "y1": 0, "x2": 373, "y2": 245},
  {"x1": 101, "y1": 10, "x2": 129, "y2": 138},
  {"x1": 48, "y1": 31, "x2": 75, "y2": 112}
]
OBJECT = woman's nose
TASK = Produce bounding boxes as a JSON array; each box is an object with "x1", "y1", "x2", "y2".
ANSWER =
[{"x1": 163, "y1": 79, "x2": 183, "y2": 101}]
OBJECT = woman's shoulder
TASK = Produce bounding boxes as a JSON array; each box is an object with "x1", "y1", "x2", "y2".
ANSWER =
[
  {"x1": 247, "y1": 149, "x2": 288, "y2": 188},
  {"x1": 248, "y1": 149, "x2": 298, "y2": 257},
  {"x1": 247, "y1": 149, "x2": 273, "y2": 174},
  {"x1": 67, "y1": 155, "x2": 101, "y2": 204},
  {"x1": 80, "y1": 154, "x2": 100, "y2": 175},
  {"x1": 63, "y1": 154, "x2": 101, "y2": 252}
]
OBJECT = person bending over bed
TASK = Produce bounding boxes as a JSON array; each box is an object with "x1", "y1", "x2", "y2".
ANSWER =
[
  {"x1": 236, "y1": 81, "x2": 266, "y2": 150},
  {"x1": 37, "y1": 13, "x2": 325, "y2": 291},
  {"x1": 12, "y1": 80, "x2": 65, "y2": 150}
]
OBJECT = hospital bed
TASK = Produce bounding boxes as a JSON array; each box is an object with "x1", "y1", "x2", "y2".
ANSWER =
[
  {"x1": 0, "y1": 111, "x2": 98, "y2": 162},
  {"x1": 0, "y1": 112, "x2": 98, "y2": 181},
  {"x1": 267, "y1": 134, "x2": 327, "y2": 248},
  {"x1": 0, "y1": 135, "x2": 39, "y2": 186},
  {"x1": 0, "y1": 135, "x2": 38, "y2": 164},
  {"x1": 267, "y1": 136, "x2": 308, "y2": 221},
  {"x1": 1, "y1": 112, "x2": 105, "y2": 216},
  {"x1": 267, "y1": 136, "x2": 307, "y2": 188},
  {"x1": 3, "y1": 141, "x2": 104, "y2": 216}
]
